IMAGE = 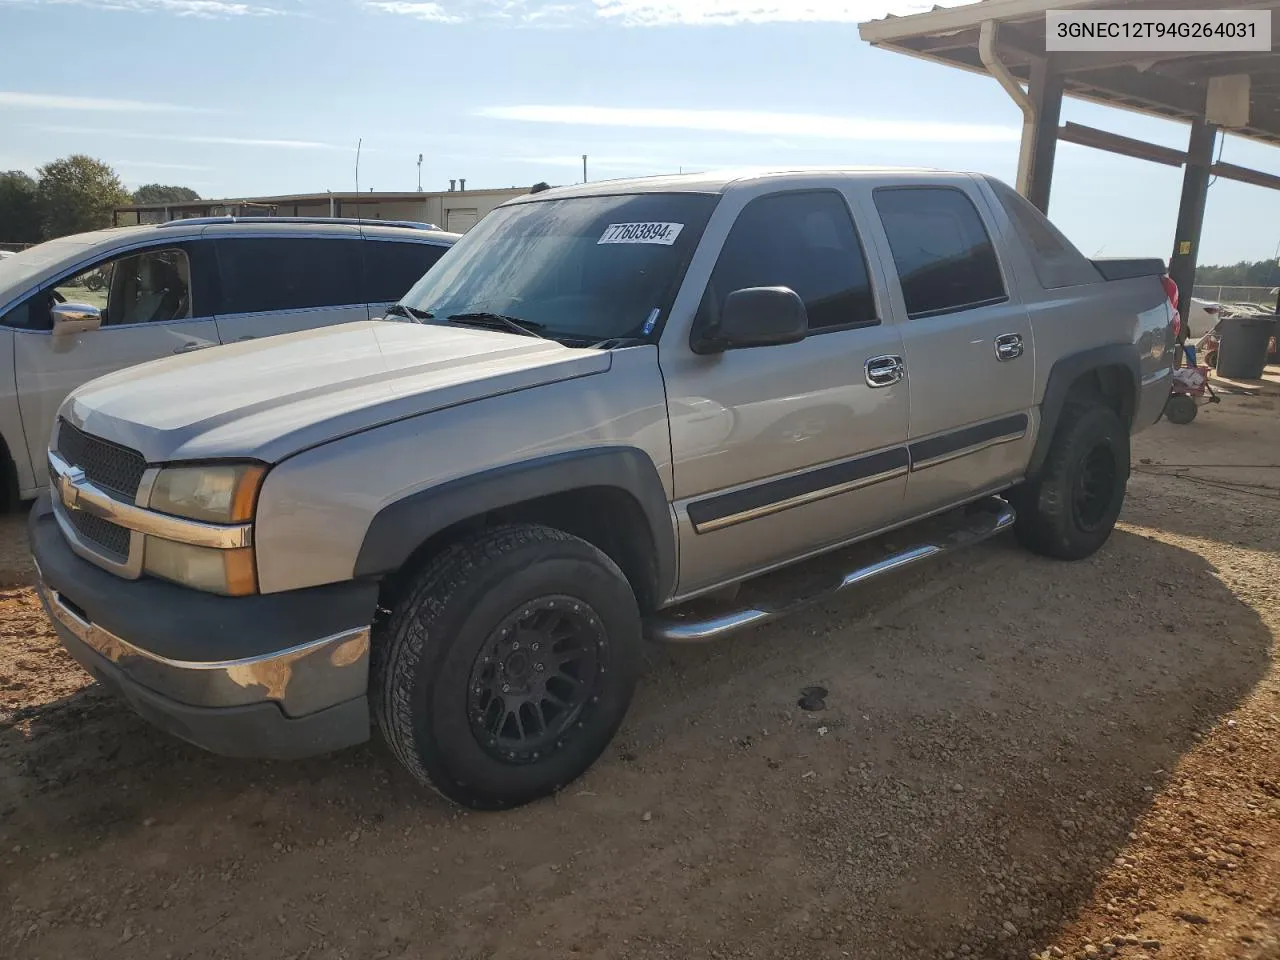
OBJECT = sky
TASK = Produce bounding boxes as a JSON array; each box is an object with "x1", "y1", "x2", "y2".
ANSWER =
[{"x1": 1, "y1": 0, "x2": 1278, "y2": 267}]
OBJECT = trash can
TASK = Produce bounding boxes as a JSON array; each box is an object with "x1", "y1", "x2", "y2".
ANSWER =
[{"x1": 1216, "y1": 315, "x2": 1277, "y2": 380}]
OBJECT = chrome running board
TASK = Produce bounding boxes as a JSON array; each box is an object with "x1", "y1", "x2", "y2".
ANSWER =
[{"x1": 647, "y1": 496, "x2": 1016, "y2": 644}]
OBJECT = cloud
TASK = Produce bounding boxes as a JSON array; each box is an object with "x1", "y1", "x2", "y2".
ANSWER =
[
  {"x1": 0, "y1": 0, "x2": 282, "y2": 15},
  {"x1": 476, "y1": 105, "x2": 1019, "y2": 143},
  {"x1": 0, "y1": 91, "x2": 209, "y2": 113},
  {"x1": 592, "y1": 0, "x2": 968, "y2": 26},
  {"x1": 39, "y1": 125, "x2": 343, "y2": 150},
  {"x1": 364, "y1": 1, "x2": 460, "y2": 21},
  {"x1": 364, "y1": 0, "x2": 964, "y2": 25},
  {"x1": 110, "y1": 159, "x2": 217, "y2": 171}
]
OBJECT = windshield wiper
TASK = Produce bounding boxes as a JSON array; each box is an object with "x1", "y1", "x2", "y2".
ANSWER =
[
  {"x1": 447, "y1": 312, "x2": 547, "y2": 339},
  {"x1": 383, "y1": 303, "x2": 433, "y2": 321}
]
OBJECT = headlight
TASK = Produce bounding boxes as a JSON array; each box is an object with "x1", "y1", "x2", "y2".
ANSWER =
[
  {"x1": 144, "y1": 463, "x2": 266, "y2": 595},
  {"x1": 144, "y1": 539, "x2": 257, "y2": 596},
  {"x1": 149, "y1": 463, "x2": 265, "y2": 524}
]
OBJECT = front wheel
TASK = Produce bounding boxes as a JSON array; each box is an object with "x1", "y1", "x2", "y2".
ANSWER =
[
  {"x1": 1013, "y1": 403, "x2": 1130, "y2": 561},
  {"x1": 372, "y1": 524, "x2": 642, "y2": 809}
]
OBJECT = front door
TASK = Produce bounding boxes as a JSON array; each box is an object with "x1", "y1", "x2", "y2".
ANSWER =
[
  {"x1": 211, "y1": 235, "x2": 368, "y2": 343},
  {"x1": 13, "y1": 243, "x2": 219, "y2": 474},
  {"x1": 661, "y1": 187, "x2": 911, "y2": 597},
  {"x1": 863, "y1": 182, "x2": 1035, "y2": 517}
]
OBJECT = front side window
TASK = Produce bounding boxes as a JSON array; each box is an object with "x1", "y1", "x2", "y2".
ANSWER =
[
  {"x1": 6, "y1": 246, "x2": 193, "y2": 330},
  {"x1": 873, "y1": 186, "x2": 1007, "y2": 318},
  {"x1": 104, "y1": 248, "x2": 192, "y2": 326},
  {"x1": 215, "y1": 237, "x2": 362, "y2": 314},
  {"x1": 698, "y1": 190, "x2": 877, "y2": 333},
  {"x1": 399, "y1": 192, "x2": 719, "y2": 344},
  {"x1": 363, "y1": 240, "x2": 449, "y2": 304}
]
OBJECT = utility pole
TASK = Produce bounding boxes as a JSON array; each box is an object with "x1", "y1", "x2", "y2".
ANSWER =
[
  {"x1": 582, "y1": 154, "x2": 588, "y2": 183},
  {"x1": 417, "y1": 154, "x2": 423, "y2": 192}
]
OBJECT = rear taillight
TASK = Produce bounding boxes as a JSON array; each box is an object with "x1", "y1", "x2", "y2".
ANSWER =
[{"x1": 1162, "y1": 275, "x2": 1181, "y2": 339}]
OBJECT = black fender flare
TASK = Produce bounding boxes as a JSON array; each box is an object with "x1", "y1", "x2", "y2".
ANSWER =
[
  {"x1": 1027, "y1": 343, "x2": 1141, "y2": 480},
  {"x1": 353, "y1": 446, "x2": 677, "y2": 600}
]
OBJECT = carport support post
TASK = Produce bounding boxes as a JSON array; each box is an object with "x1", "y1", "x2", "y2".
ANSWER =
[
  {"x1": 1024, "y1": 57, "x2": 1063, "y2": 214},
  {"x1": 1169, "y1": 119, "x2": 1218, "y2": 333}
]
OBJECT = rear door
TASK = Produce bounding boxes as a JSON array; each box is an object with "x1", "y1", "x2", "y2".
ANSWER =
[
  {"x1": 860, "y1": 180, "x2": 1034, "y2": 517},
  {"x1": 361, "y1": 238, "x2": 451, "y2": 319},
  {"x1": 211, "y1": 234, "x2": 367, "y2": 343}
]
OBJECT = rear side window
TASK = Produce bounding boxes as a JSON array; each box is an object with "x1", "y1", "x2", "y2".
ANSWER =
[
  {"x1": 873, "y1": 186, "x2": 1007, "y2": 318},
  {"x1": 214, "y1": 237, "x2": 362, "y2": 314},
  {"x1": 983, "y1": 176, "x2": 1102, "y2": 289},
  {"x1": 701, "y1": 190, "x2": 877, "y2": 332},
  {"x1": 363, "y1": 240, "x2": 448, "y2": 303}
]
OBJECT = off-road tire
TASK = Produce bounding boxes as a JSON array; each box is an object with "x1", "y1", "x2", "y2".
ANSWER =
[
  {"x1": 371, "y1": 523, "x2": 642, "y2": 810},
  {"x1": 1013, "y1": 403, "x2": 1130, "y2": 561}
]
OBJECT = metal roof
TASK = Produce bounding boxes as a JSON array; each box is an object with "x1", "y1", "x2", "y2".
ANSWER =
[{"x1": 859, "y1": 0, "x2": 1280, "y2": 148}]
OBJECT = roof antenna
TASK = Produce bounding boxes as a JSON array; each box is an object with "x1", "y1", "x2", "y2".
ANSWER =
[{"x1": 354, "y1": 137, "x2": 363, "y2": 226}]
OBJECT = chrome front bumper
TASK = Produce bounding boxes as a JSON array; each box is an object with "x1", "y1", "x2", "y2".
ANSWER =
[{"x1": 37, "y1": 571, "x2": 369, "y2": 718}]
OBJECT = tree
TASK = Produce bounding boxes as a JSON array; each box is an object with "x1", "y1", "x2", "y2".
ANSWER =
[
  {"x1": 36, "y1": 155, "x2": 131, "y2": 239},
  {"x1": 132, "y1": 183, "x2": 201, "y2": 205},
  {"x1": 0, "y1": 171, "x2": 42, "y2": 244}
]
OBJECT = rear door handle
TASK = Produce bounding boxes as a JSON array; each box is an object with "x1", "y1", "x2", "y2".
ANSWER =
[
  {"x1": 865, "y1": 355, "x2": 906, "y2": 388},
  {"x1": 237, "y1": 335, "x2": 256, "y2": 341},
  {"x1": 995, "y1": 333, "x2": 1024, "y2": 361},
  {"x1": 173, "y1": 341, "x2": 213, "y2": 355}
]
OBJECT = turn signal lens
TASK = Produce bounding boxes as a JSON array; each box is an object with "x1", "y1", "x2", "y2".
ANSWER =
[{"x1": 143, "y1": 539, "x2": 258, "y2": 596}]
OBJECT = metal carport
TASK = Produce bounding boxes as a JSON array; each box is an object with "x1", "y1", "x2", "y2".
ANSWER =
[{"x1": 858, "y1": 0, "x2": 1280, "y2": 326}]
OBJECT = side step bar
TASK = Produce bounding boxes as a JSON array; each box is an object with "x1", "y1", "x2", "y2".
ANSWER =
[{"x1": 647, "y1": 496, "x2": 1016, "y2": 644}]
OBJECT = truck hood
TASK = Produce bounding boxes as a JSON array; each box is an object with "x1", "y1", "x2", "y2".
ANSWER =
[{"x1": 62, "y1": 320, "x2": 611, "y2": 463}]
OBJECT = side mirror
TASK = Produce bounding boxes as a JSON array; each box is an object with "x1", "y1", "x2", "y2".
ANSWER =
[
  {"x1": 51, "y1": 303, "x2": 102, "y2": 336},
  {"x1": 706, "y1": 286, "x2": 807, "y2": 352}
]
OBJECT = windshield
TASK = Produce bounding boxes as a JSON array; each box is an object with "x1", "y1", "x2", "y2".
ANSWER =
[{"x1": 399, "y1": 192, "x2": 719, "y2": 344}]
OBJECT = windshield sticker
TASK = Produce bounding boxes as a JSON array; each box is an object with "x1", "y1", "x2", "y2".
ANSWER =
[{"x1": 598, "y1": 222, "x2": 684, "y2": 246}]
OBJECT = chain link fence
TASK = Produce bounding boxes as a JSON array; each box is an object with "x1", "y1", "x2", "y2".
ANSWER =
[{"x1": 1192, "y1": 285, "x2": 1278, "y2": 307}]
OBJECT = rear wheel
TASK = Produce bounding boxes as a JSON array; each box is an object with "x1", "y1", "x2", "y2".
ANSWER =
[
  {"x1": 1014, "y1": 403, "x2": 1130, "y2": 560},
  {"x1": 372, "y1": 524, "x2": 642, "y2": 809}
]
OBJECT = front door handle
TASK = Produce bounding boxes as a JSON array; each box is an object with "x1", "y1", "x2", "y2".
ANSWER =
[
  {"x1": 995, "y1": 333, "x2": 1024, "y2": 362},
  {"x1": 237, "y1": 335, "x2": 257, "y2": 341},
  {"x1": 173, "y1": 341, "x2": 213, "y2": 355},
  {"x1": 865, "y1": 355, "x2": 906, "y2": 388}
]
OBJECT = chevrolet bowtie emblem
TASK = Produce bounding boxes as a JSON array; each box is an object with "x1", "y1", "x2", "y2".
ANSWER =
[{"x1": 60, "y1": 466, "x2": 86, "y2": 511}]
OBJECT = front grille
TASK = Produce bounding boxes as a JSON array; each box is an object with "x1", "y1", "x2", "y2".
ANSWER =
[
  {"x1": 55, "y1": 419, "x2": 147, "y2": 502},
  {"x1": 65, "y1": 509, "x2": 131, "y2": 563}
]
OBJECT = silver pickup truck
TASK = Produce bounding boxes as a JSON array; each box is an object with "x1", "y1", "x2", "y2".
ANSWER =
[{"x1": 30, "y1": 168, "x2": 1177, "y2": 809}]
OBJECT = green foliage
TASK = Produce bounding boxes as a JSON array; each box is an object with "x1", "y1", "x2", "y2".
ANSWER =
[
  {"x1": 0, "y1": 170, "x2": 42, "y2": 244},
  {"x1": 132, "y1": 183, "x2": 201, "y2": 205},
  {"x1": 1196, "y1": 258, "x2": 1280, "y2": 288},
  {"x1": 35, "y1": 154, "x2": 131, "y2": 239}
]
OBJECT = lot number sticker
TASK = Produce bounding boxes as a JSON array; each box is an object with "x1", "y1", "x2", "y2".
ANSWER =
[{"x1": 598, "y1": 222, "x2": 684, "y2": 245}]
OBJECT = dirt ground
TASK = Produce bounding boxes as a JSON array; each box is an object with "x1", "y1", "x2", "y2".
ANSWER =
[{"x1": 2, "y1": 395, "x2": 1279, "y2": 960}]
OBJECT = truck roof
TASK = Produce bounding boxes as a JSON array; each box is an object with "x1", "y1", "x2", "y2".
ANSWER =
[{"x1": 505, "y1": 166, "x2": 953, "y2": 203}]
